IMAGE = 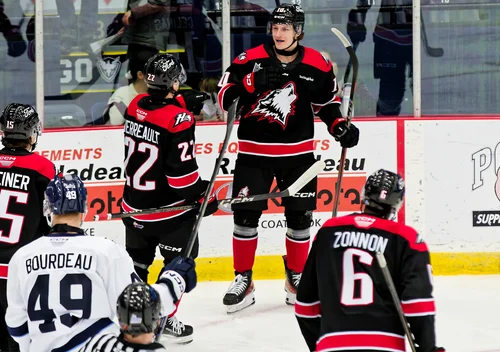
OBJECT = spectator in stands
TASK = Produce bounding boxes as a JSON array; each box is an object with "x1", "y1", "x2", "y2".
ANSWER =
[
  {"x1": 198, "y1": 76, "x2": 222, "y2": 121},
  {"x1": 105, "y1": 50, "x2": 152, "y2": 125}
]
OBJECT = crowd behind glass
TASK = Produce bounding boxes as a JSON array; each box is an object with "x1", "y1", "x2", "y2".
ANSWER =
[{"x1": 0, "y1": 0, "x2": 496, "y2": 128}]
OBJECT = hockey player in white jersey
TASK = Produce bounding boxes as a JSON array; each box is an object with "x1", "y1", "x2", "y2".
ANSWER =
[{"x1": 5, "y1": 174, "x2": 197, "y2": 352}]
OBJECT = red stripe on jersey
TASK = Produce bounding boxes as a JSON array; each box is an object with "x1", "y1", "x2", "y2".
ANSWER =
[
  {"x1": 2, "y1": 153, "x2": 55, "y2": 181},
  {"x1": 232, "y1": 45, "x2": 269, "y2": 65},
  {"x1": 0, "y1": 264, "x2": 8, "y2": 279},
  {"x1": 167, "y1": 170, "x2": 200, "y2": 189},
  {"x1": 238, "y1": 139, "x2": 314, "y2": 157},
  {"x1": 122, "y1": 200, "x2": 191, "y2": 221},
  {"x1": 322, "y1": 214, "x2": 429, "y2": 252},
  {"x1": 316, "y1": 331, "x2": 405, "y2": 352},
  {"x1": 295, "y1": 300, "x2": 321, "y2": 318},
  {"x1": 402, "y1": 298, "x2": 436, "y2": 316},
  {"x1": 218, "y1": 83, "x2": 234, "y2": 113}
]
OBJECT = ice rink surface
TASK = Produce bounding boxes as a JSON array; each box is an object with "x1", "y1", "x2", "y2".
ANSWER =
[{"x1": 163, "y1": 276, "x2": 500, "y2": 352}]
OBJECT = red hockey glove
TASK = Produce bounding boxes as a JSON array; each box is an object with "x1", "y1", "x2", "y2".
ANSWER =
[
  {"x1": 242, "y1": 67, "x2": 283, "y2": 94},
  {"x1": 329, "y1": 118, "x2": 360, "y2": 148},
  {"x1": 197, "y1": 180, "x2": 218, "y2": 217}
]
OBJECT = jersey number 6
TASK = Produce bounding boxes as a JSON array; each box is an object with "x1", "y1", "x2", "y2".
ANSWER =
[{"x1": 341, "y1": 248, "x2": 374, "y2": 306}]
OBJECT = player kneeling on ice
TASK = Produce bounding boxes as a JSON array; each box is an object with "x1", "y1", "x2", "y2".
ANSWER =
[
  {"x1": 295, "y1": 169, "x2": 445, "y2": 352},
  {"x1": 218, "y1": 3, "x2": 360, "y2": 314},
  {"x1": 5, "y1": 174, "x2": 197, "y2": 352}
]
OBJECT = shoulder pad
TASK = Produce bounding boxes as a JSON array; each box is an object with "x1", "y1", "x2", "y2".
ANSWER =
[{"x1": 302, "y1": 47, "x2": 333, "y2": 73}]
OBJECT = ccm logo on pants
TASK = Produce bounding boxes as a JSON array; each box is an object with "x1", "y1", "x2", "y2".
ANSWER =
[{"x1": 159, "y1": 244, "x2": 183, "y2": 252}]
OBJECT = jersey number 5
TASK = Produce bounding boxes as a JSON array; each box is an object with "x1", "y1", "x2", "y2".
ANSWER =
[
  {"x1": 0, "y1": 190, "x2": 28, "y2": 244},
  {"x1": 28, "y1": 273, "x2": 92, "y2": 333},
  {"x1": 341, "y1": 248, "x2": 374, "y2": 306}
]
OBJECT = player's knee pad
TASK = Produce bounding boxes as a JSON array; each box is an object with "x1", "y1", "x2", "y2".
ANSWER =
[
  {"x1": 285, "y1": 210, "x2": 312, "y2": 238},
  {"x1": 234, "y1": 210, "x2": 261, "y2": 229}
]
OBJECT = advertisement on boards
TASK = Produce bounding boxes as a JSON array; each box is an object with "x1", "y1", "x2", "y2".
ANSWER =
[
  {"x1": 412, "y1": 119, "x2": 500, "y2": 252},
  {"x1": 34, "y1": 120, "x2": 397, "y2": 257}
]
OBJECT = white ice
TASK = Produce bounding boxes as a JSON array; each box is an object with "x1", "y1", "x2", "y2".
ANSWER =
[{"x1": 163, "y1": 276, "x2": 500, "y2": 352}]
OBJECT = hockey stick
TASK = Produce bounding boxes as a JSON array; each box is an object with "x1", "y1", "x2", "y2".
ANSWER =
[
  {"x1": 330, "y1": 28, "x2": 359, "y2": 218},
  {"x1": 375, "y1": 252, "x2": 417, "y2": 352},
  {"x1": 184, "y1": 95, "x2": 236, "y2": 258},
  {"x1": 420, "y1": 11, "x2": 444, "y2": 58},
  {"x1": 154, "y1": 98, "x2": 238, "y2": 342},
  {"x1": 93, "y1": 160, "x2": 325, "y2": 221}
]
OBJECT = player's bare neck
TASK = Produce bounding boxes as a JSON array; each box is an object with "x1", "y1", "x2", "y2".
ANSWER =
[{"x1": 123, "y1": 332, "x2": 155, "y2": 344}]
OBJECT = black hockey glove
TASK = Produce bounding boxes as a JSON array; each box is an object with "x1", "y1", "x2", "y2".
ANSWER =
[
  {"x1": 0, "y1": 12, "x2": 26, "y2": 58},
  {"x1": 197, "y1": 180, "x2": 218, "y2": 217},
  {"x1": 242, "y1": 66, "x2": 283, "y2": 94},
  {"x1": 158, "y1": 257, "x2": 197, "y2": 302},
  {"x1": 347, "y1": 9, "x2": 367, "y2": 45},
  {"x1": 329, "y1": 118, "x2": 359, "y2": 148},
  {"x1": 180, "y1": 90, "x2": 210, "y2": 115}
]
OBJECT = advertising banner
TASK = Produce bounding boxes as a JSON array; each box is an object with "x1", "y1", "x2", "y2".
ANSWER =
[
  {"x1": 407, "y1": 119, "x2": 500, "y2": 252},
  {"x1": 35, "y1": 120, "x2": 398, "y2": 257}
]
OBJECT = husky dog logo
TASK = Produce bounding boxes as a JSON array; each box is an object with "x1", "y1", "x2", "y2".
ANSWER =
[
  {"x1": 238, "y1": 186, "x2": 250, "y2": 198},
  {"x1": 97, "y1": 57, "x2": 122, "y2": 83},
  {"x1": 246, "y1": 82, "x2": 298, "y2": 129}
]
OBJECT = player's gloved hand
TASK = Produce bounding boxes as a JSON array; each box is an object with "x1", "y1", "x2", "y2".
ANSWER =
[
  {"x1": 197, "y1": 180, "x2": 218, "y2": 217},
  {"x1": 157, "y1": 257, "x2": 197, "y2": 302},
  {"x1": 1, "y1": 22, "x2": 26, "y2": 57},
  {"x1": 329, "y1": 118, "x2": 359, "y2": 148},
  {"x1": 180, "y1": 90, "x2": 210, "y2": 115},
  {"x1": 242, "y1": 66, "x2": 283, "y2": 94},
  {"x1": 347, "y1": 10, "x2": 367, "y2": 45}
]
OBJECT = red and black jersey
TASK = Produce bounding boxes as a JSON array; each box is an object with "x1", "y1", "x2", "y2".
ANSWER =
[
  {"x1": 122, "y1": 94, "x2": 206, "y2": 224},
  {"x1": 295, "y1": 213, "x2": 437, "y2": 352},
  {"x1": 0, "y1": 148, "x2": 56, "y2": 276},
  {"x1": 218, "y1": 43, "x2": 342, "y2": 167}
]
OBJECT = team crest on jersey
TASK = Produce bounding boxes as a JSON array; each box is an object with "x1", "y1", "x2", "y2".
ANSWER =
[
  {"x1": 238, "y1": 52, "x2": 247, "y2": 62},
  {"x1": 97, "y1": 57, "x2": 122, "y2": 83},
  {"x1": 246, "y1": 82, "x2": 298, "y2": 129},
  {"x1": 238, "y1": 186, "x2": 250, "y2": 198},
  {"x1": 174, "y1": 112, "x2": 192, "y2": 126}
]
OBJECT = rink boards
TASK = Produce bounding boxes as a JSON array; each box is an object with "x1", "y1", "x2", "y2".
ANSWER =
[{"x1": 34, "y1": 117, "x2": 500, "y2": 281}]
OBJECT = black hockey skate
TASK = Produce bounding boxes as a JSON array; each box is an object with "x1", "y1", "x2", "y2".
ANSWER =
[
  {"x1": 283, "y1": 255, "x2": 301, "y2": 305},
  {"x1": 223, "y1": 270, "x2": 255, "y2": 314},
  {"x1": 162, "y1": 316, "x2": 194, "y2": 344}
]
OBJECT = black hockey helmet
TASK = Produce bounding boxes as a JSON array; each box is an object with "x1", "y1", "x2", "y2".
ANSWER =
[
  {"x1": 0, "y1": 103, "x2": 41, "y2": 141},
  {"x1": 117, "y1": 282, "x2": 162, "y2": 337},
  {"x1": 269, "y1": 3, "x2": 305, "y2": 35},
  {"x1": 361, "y1": 169, "x2": 405, "y2": 219},
  {"x1": 144, "y1": 53, "x2": 186, "y2": 93}
]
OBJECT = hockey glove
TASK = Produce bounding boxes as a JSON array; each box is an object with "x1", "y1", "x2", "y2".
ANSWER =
[
  {"x1": 180, "y1": 90, "x2": 210, "y2": 115},
  {"x1": 329, "y1": 118, "x2": 360, "y2": 148},
  {"x1": 242, "y1": 67, "x2": 283, "y2": 94},
  {"x1": 157, "y1": 257, "x2": 197, "y2": 302},
  {"x1": 347, "y1": 9, "x2": 367, "y2": 45},
  {"x1": 197, "y1": 180, "x2": 218, "y2": 217}
]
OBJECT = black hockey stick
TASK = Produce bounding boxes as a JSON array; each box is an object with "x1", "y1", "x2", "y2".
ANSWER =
[
  {"x1": 375, "y1": 252, "x2": 417, "y2": 352},
  {"x1": 330, "y1": 28, "x2": 359, "y2": 217},
  {"x1": 93, "y1": 160, "x2": 325, "y2": 221},
  {"x1": 421, "y1": 11, "x2": 444, "y2": 58}
]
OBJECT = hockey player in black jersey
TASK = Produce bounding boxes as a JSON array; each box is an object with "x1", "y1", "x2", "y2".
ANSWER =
[
  {"x1": 218, "y1": 3, "x2": 360, "y2": 313},
  {"x1": 0, "y1": 103, "x2": 57, "y2": 352},
  {"x1": 295, "y1": 169, "x2": 445, "y2": 352},
  {"x1": 122, "y1": 53, "x2": 218, "y2": 343}
]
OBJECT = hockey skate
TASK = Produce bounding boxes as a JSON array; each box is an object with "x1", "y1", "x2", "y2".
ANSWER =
[
  {"x1": 283, "y1": 255, "x2": 301, "y2": 305},
  {"x1": 223, "y1": 270, "x2": 255, "y2": 314},
  {"x1": 162, "y1": 316, "x2": 194, "y2": 344}
]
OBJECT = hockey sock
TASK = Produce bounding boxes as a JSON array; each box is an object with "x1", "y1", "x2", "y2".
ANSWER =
[
  {"x1": 285, "y1": 228, "x2": 310, "y2": 273},
  {"x1": 233, "y1": 224, "x2": 258, "y2": 273}
]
